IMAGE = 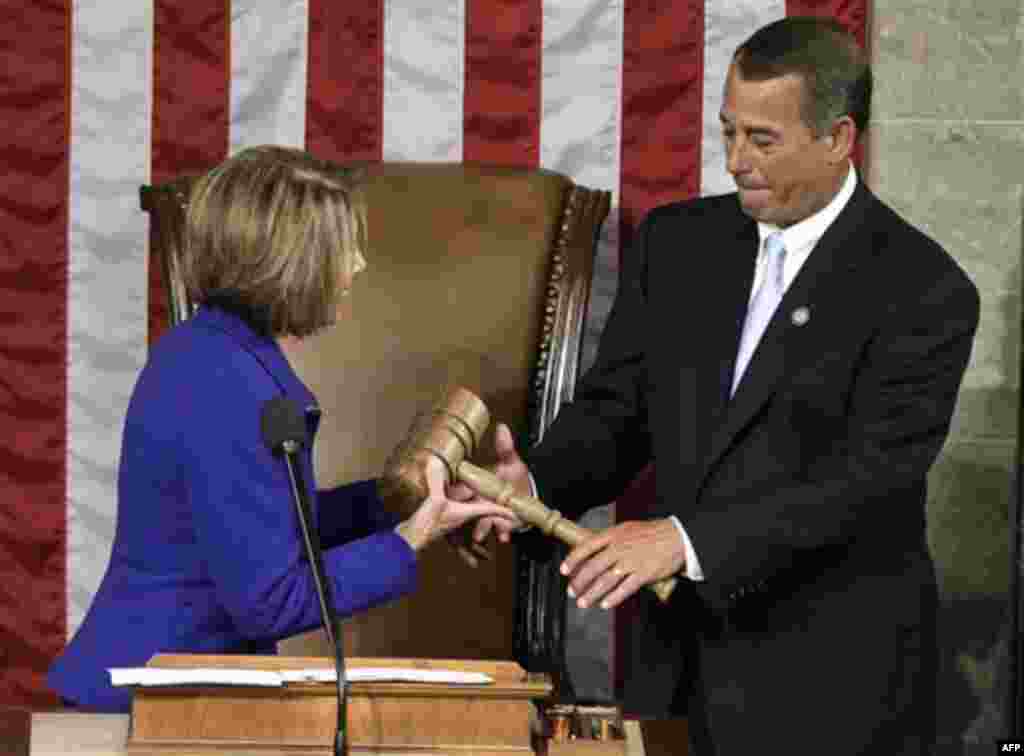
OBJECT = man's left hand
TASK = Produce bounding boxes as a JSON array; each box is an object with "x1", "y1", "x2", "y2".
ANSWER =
[{"x1": 560, "y1": 519, "x2": 685, "y2": 610}]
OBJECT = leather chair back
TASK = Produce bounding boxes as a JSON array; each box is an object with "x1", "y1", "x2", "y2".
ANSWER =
[{"x1": 141, "y1": 160, "x2": 610, "y2": 668}]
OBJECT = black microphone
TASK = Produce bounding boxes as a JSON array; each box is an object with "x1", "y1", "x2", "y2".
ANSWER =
[{"x1": 261, "y1": 396, "x2": 348, "y2": 756}]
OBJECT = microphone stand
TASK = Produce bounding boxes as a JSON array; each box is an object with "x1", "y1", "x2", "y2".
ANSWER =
[{"x1": 280, "y1": 440, "x2": 348, "y2": 756}]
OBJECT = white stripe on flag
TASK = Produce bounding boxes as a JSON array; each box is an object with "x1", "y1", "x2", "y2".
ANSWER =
[
  {"x1": 382, "y1": 0, "x2": 466, "y2": 161},
  {"x1": 540, "y1": 0, "x2": 624, "y2": 374},
  {"x1": 67, "y1": 1, "x2": 154, "y2": 637},
  {"x1": 230, "y1": 0, "x2": 310, "y2": 153},
  {"x1": 701, "y1": 0, "x2": 786, "y2": 196}
]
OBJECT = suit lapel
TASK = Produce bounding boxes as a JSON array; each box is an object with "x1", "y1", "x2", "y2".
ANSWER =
[
  {"x1": 687, "y1": 210, "x2": 758, "y2": 479},
  {"x1": 701, "y1": 183, "x2": 878, "y2": 479}
]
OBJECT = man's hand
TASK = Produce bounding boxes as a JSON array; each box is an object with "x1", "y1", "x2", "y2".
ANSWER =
[
  {"x1": 560, "y1": 519, "x2": 685, "y2": 610},
  {"x1": 445, "y1": 422, "x2": 530, "y2": 567}
]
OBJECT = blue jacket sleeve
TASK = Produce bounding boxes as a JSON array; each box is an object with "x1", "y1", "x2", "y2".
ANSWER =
[
  {"x1": 317, "y1": 478, "x2": 403, "y2": 549},
  {"x1": 182, "y1": 364, "x2": 417, "y2": 641}
]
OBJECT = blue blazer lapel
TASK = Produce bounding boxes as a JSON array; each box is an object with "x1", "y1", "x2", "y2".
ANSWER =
[{"x1": 701, "y1": 184, "x2": 876, "y2": 480}]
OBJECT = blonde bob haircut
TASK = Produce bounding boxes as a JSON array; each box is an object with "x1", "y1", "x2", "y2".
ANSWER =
[{"x1": 182, "y1": 145, "x2": 367, "y2": 338}]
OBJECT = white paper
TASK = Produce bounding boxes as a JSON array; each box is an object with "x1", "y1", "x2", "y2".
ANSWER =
[
  {"x1": 280, "y1": 667, "x2": 493, "y2": 685},
  {"x1": 108, "y1": 667, "x2": 282, "y2": 688},
  {"x1": 109, "y1": 666, "x2": 493, "y2": 688}
]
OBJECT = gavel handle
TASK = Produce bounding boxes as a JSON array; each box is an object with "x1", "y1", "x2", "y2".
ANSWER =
[{"x1": 456, "y1": 461, "x2": 677, "y2": 604}]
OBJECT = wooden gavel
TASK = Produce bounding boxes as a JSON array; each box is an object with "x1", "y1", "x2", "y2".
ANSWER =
[{"x1": 381, "y1": 385, "x2": 677, "y2": 603}]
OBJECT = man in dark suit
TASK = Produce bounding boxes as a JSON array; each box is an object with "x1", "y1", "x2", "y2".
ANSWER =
[{"x1": 461, "y1": 16, "x2": 980, "y2": 755}]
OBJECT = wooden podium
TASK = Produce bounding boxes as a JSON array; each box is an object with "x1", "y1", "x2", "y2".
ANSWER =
[{"x1": 125, "y1": 654, "x2": 552, "y2": 755}]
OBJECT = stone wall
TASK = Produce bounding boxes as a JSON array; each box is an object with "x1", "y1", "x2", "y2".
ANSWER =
[{"x1": 867, "y1": 1, "x2": 1022, "y2": 751}]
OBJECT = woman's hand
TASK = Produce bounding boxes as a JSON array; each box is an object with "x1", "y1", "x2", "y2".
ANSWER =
[{"x1": 395, "y1": 454, "x2": 518, "y2": 552}]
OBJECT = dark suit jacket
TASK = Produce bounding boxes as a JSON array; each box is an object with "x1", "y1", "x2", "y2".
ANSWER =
[
  {"x1": 48, "y1": 306, "x2": 416, "y2": 712},
  {"x1": 527, "y1": 182, "x2": 980, "y2": 755}
]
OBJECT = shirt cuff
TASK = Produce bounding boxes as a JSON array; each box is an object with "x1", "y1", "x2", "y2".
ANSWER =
[
  {"x1": 669, "y1": 516, "x2": 704, "y2": 582},
  {"x1": 527, "y1": 471, "x2": 538, "y2": 499},
  {"x1": 515, "y1": 472, "x2": 538, "y2": 532}
]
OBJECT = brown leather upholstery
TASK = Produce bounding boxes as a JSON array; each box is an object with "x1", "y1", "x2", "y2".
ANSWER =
[{"x1": 141, "y1": 160, "x2": 610, "y2": 670}]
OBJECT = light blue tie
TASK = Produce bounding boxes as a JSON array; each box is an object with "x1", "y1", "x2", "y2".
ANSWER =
[{"x1": 731, "y1": 232, "x2": 787, "y2": 397}]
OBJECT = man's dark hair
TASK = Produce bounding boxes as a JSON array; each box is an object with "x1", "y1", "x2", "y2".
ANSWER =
[{"x1": 734, "y1": 16, "x2": 872, "y2": 137}]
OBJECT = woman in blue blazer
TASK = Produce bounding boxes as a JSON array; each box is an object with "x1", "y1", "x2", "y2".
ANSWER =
[{"x1": 48, "y1": 146, "x2": 512, "y2": 712}]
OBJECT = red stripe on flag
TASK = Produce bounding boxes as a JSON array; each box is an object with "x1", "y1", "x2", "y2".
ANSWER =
[
  {"x1": 306, "y1": 1, "x2": 384, "y2": 163},
  {"x1": 786, "y1": 0, "x2": 869, "y2": 166},
  {"x1": 0, "y1": 0, "x2": 70, "y2": 707},
  {"x1": 614, "y1": 0, "x2": 704, "y2": 704},
  {"x1": 786, "y1": 0, "x2": 867, "y2": 46},
  {"x1": 149, "y1": 1, "x2": 231, "y2": 343},
  {"x1": 619, "y1": 0, "x2": 705, "y2": 241},
  {"x1": 463, "y1": 0, "x2": 542, "y2": 167}
]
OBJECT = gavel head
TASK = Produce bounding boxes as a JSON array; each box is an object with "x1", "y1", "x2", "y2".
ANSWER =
[{"x1": 379, "y1": 385, "x2": 490, "y2": 515}]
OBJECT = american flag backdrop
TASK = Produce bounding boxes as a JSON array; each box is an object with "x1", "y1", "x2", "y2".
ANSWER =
[{"x1": 0, "y1": 0, "x2": 865, "y2": 706}]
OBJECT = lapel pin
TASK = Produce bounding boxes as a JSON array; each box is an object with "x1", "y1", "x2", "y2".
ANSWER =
[{"x1": 791, "y1": 306, "x2": 811, "y2": 326}]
